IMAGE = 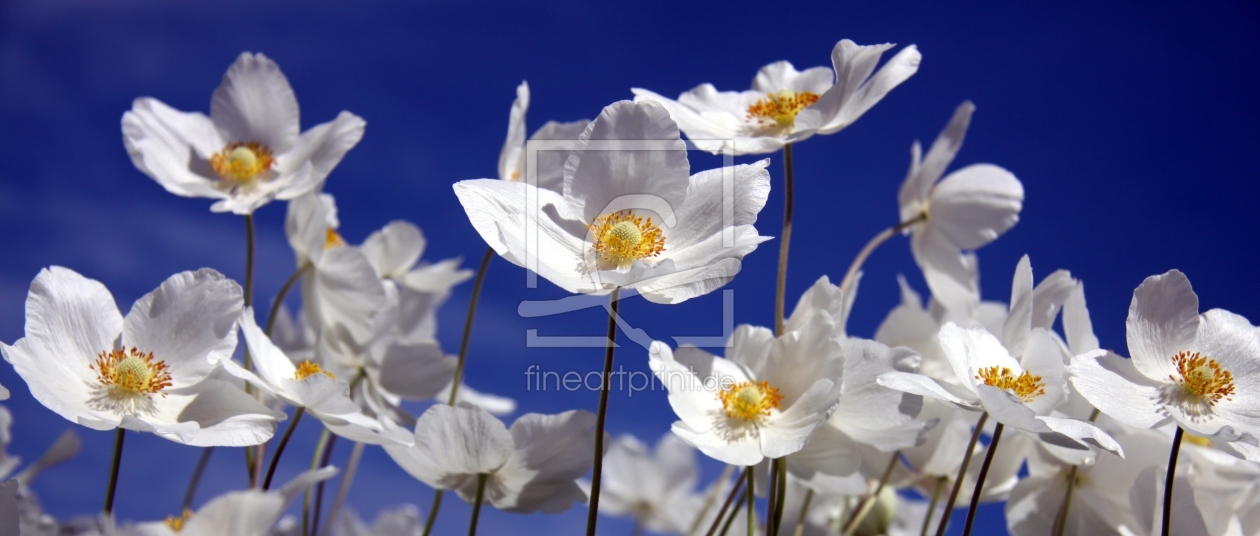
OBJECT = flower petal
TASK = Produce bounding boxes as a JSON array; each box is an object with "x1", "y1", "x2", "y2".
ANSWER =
[
  {"x1": 123, "y1": 269, "x2": 242, "y2": 387},
  {"x1": 1126, "y1": 270, "x2": 1198, "y2": 381},
  {"x1": 361, "y1": 221, "x2": 425, "y2": 280},
  {"x1": 494, "y1": 410, "x2": 597, "y2": 513},
  {"x1": 210, "y1": 52, "x2": 300, "y2": 152},
  {"x1": 814, "y1": 42, "x2": 921, "y2": 135},
  {"x1": 384, "y1": 404, "x2": 513, "y2": 488},
  {"x1": 275, "y1": 111, "x2": 366, "y2": 186},
  {"x1": 928, "y1": 164, "x2": 1023, "y2": 251},
  {"x1": 1067, "y1": 350, "x2": 1170, "y2": 429},
  {"x1": 122, "y1": 98, "x2": 225, "y2": 199},
  {"x1": 898, "y1": 101, "x2": 973, "y2": 215}
]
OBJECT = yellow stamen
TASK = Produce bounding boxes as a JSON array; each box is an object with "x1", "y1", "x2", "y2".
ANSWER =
[
  {"x1": 210, "y1": 141, "x2": 275, "y2": 182},
  {"x1": 587, "y1": 210, "x2": 665, "y2": 269},
  {"x1": 93, "y1": 348, "x2": 172, "y2": 397},
  {"x1": 294, "y1": 360, "x2": 335, "y2": 380},
  {"x1": 746, "y1": 90, "x2": 820, "y2": 128},
  {"x1": 718, "y1": 380, "x2": 784, "y2": 422},
  {"x1": 1169, "y1": 351, "x2": 1235, "y2": 405},
  {"x1": 324, "y1": 228, "x2": 346, "y2": 250},
  {"x1": 975, "y1": 366, "x2": 1045, "y2": 403},
  {"x1": 164, "y1": 509, "x2": 192, "y2": 532}
]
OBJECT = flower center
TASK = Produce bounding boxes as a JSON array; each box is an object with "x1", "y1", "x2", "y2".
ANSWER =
[
  {"x1": 294, "y1": 360, "x2": 336, "y2": 380},
  {"x1": 210, "y1": 141, "x2": 275, "y2": 182},
  {"x1": 746, "y1": 90, "x2": 820, "y2": 128},
  {"x1": 975, "y1": 366, "x2": 1045, "y2": 403},
  {"x1": 325, "y1": 228, "x2": 346, "y2": 250},
  {"x1": 164, "y1": 509, "x2": 192, "y2": 532},
  {"x1": 718, "y1": 380, "x2": 784, "y2": 422},
  {"x1": 588, "y1": 210, "x2": 665, "y2": 269},
  {"x1": 90, "y1": 348, "x2": 172, "y2": 415},
  {"x1": 1170, "y1": 351, "x2": 1235, "y2": 404}
]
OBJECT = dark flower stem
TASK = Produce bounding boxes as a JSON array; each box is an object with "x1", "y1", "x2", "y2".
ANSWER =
[
  {"x1": 962, "y1": 422, "x2": 1004, "y2": 536},
  {"x1": 935, "y1": 412, "x2": 988, "y2": 536},
  {"x1": 1162, "y1": 426, "x2": 1185, "y2": 536},
  {"x1": 585, "y1": 287, "x2": 621, "y2": 536},
  {"x1": 103, "y1": 429, "x2": 125, "y2": 514}
]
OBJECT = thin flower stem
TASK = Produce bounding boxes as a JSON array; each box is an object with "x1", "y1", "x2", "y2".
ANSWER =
[
  {"x1": 103, "y1": 428, "x2": 125, "y2": 514},
  {"x1": 719, "y1": 489, "x2": 748, "y2": 536},
  {"x1": 468, "y1": 473, "x2": 488, "y2": 536},
  {"x1": 841, "y1": 451, "x2": 901, "y2": 536},
  {"x1": 962, "y1": 422, "x2": 1004, "y2": 536},
  {"x1": 920, "y1": 477, "x2": 945, "y2": 536},
  {"x1": 1162, "y1": 426, "x2": 1185, "y2": 536},
  {"x1": 767, "y1": 457, "x2": 780, "y2": 536},
  {"x1": 791, "y1": 489, "x2": 813, "y2": 536},
  {"x1": 585, "y1": 286, "x2": 621, "y2": 536},
  {"x1": 321, "y1": 440, "x2": 365, "y2": 536},
  {"x1": 263, "y1": 407, "x2": 306, "y2": 491},
  {"x1": 839, "y1": 213, "x2": 926, "y2": 294},
  {"x1": 775, "y1": 143, "x2": 794, "y2": 336},
  {"x1": 706, "y1": 467, "x2": 749, "y2": 536},
  {"x1": 1053, "y1": 408, "x2": 1101, "y2": 536},
  {"x1": 771, "y1": 457, "x2": 787, "y2": 535},
  {"x1": 448, "y1": 246, "x2": 494, "y2": 406},
  {"x1": 265, "y1": 262, "x2": 313, "y2": 335},
  {"x1": 422, "y1": 491, "x2": 444, "y2": 536},
  {"x1": 689, "y1": 464, "x2": 736, "y2": 536},
  {"x1": 303, "y1": 429, "x2": 332, "y2": 536},
  {"x1": 242, "y1": 214, "x2": 258, "y2": 484},
  {"x1": 182, "y1": 447, "x2": 213, "y2": 510},
  {"x1": 311, "y1": 433, "x2": 339, "y2": 536},
  {"x1": 935, "y1": 412, "x2": 988, "y2": 536},
  {"x1": 746, "y1": 467, "x2": 756, "y2": 536}
]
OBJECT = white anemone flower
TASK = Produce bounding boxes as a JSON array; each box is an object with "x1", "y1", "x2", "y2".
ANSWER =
[
  {"x1": 649, "y1": 313, "x2": 843, "y2": 466},
  {"x1": 632, "y1": 39, "x2": 921, "y2": 155},
  {"x1": 332, "y1": 504, "x2": 423, "y2": 536},
  {"x1": 897, "y1": 102, "x2": 1023, "y2": 315},
  {"x1": 591, "y1": 434, "x2": 699, "y2": 533},
  {"x1": 1068, "y1": 270, "x2": 1260, "y2": 443},
  {"x1": 879, "y1": 323, "x2": 1121, "y2": 455},
  {"x1": 225, "y1": 309, "x2": 412, "y2": 446},
  {"x1": 497, "y1": 81, "x2": 590, "y2": 191},
  {"x1": 118, "y1": 467, "x2": 337, "y2": 536},
  {"x1": 454, "y1": 100, "x2": 771, "y2": 303},
  {"x1": 384, "y1": 404, "x2": 597, "y2": 513},
  {"x1": 122, "y1": 52, "x2": 365, "y2": 214},
  {"x1": 1, "y1": 267, "x2": 283, "y2": 446}
]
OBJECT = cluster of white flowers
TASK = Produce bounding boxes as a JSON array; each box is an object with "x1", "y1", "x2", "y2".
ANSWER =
[{"x1": 0, "y1": 40, "x2": 1257, "y2": 536}]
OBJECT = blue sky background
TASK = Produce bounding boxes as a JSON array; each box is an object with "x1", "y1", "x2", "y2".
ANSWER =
[{"x1": 1, "y1": 1, "x2": 1258, "y2": 534}]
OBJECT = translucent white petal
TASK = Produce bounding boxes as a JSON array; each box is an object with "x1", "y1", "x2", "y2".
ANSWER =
[{"x1": 210, "y1": 52, "x2": 300, "y2": 152}]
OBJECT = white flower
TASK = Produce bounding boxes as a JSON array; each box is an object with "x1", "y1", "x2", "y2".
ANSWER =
[
  {"x1": 879, "y1": 323, "x2": 1121, "y2": 455},
  {"x1": 593, "y1": 434, "x2": 698, "y2": 533},
  {"x1": 454, "y1": 100, "x2": 772, "y2": 303},
  {"x1": 224, "y1": 309, "x2": 413, "y2": 446},
  {"x1": 649, "y1": 314, "x2": 842, "y2": 466},
  {"x1": 632, "y1": 39, "x2": 921, "y2": 155},
  {"x1": 117, "y1": 467, "x2": 337, "y2": 536},
  {"x1": 497, "y1": 81, "x2": 590, "y2": 191},
  {"x1": 332, "y1": 504, "x2": 423, "y2": 536},
  {"x1": 1068, "y1": 269, "x2": 1260, "y2": 443},
  {"x1": 122, "y1": 52, "x2": 365, "y2": 214},
  {"x1": 1, "y1": 267, "x2": 283, "y2": 446},
  {"x1": 384, "y1": 404, "x2": 597, "y2": 513},
  {"x1": 897, "y1": 102, "x2": 1023, "y2": 315}
]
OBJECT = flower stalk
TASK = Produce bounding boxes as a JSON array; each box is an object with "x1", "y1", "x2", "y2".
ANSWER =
[
  {"x1": 962, "y1": 422, "x2": 1004, "y2": 536},
  {"x1": 935, "y1": 412, "x2": 989, "y2": 536},
  {"x1": 586, "y1": 286, "x2": 622, "y2": 536}
]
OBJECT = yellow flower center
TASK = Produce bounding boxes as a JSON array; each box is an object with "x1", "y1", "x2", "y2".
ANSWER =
[
  {"x1": 1170, "y1": 351, "x2": 1235, "y2": 404},
  {"x1": 746, "y1": 90, "x2": 820, "y2": 128},
  {"x1": 164, "y1": 509, "x2": 192, "y2": 532},
  {"x1": 718, "y1": 381, "x2": 784, "y2": 422},
  {"x1": 90, "y1": 347, "x2": 172, "y2": 415},
  {"x1": 1182, "y1": 433, "x2": 1213, "y2": 447},
  {"x1": 210, "y1": 141, "x2": 275, "y2": 182},
  {"x1": 294, "y1": 360, "x2": 336, "y2": 380},
  {"x1": 587, "y1": 210, "x2": 665, "y2": 269},
  {"x1": 324, "y1": 228, "x2": 346, "y2": 250},
  {"x1": 975, "y1": 366, "x2": 1045, "y2": 403}
]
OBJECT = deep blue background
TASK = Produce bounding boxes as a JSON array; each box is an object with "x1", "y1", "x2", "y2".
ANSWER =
[{"x1": 1, "y1": 1, "x2": 1258, "y2": 534}]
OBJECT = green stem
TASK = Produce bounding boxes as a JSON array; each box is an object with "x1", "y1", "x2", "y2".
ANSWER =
[
  {"x1": 772, "y1": 457, "x2": 787, "y2": 535},
  {"x1": 791, "y1": 489, "x2": 813, "y2": 536},
  {"x1": 920, "y1": 477, "x2": 945, "y2": 536},
  {"x1": 935, "y1": 412, "x2": 988, "y2": 536},
  {"x1": 468, "y1": 473, "x2": 488, "y2": 536},
  {"x1": 962, "y1": 422, "x2": 1004, "y2": 536},
  {"x1": 262, "y1": 407, "x2": 306, "y2": 491},
  {"x1": 841, "y1": 451, "x2": 901, "y2": 536},
  {"x1": 746, "y1": 467, "x2": 756, "y2": 536},
  {"x1": 303, "y1": 429, "x2": 332, "y2": 536},
  {"x1": 448, "y1": 247, "x2": 494, "y2": 405},
  {"x1": 705, "y1": 467, "x2": 748, "y2": 536},
  {"x1": 585, "y1": 287, "x2": 621, "y2": 536},
  {"x1": 422, "y1": 491, "x2": 444, "y2": 536},
  {"x1": 103, "y1": 428, "x2": 125, "y2": 514},
  {"x1": 1053, "y1": 408, "x2": 1101, "y2": 535},
  {"x1": 1162, "y1": 426, "x2": 1184, "y2": 536},
  {"x1": 839, "y1": 213, "x2": 926, "y2": 294},
  {"x1": 242, "y1": 213, "x2": 258, "y2": 484},
  {"x1": 311, "y1": 433, "x2": 338, "y2": 536},
  {"x1": 322, "y1": 440, "x2": 365, "y2": 536},
  {"x1": 182, "y1": 447, "x2": 213, "y2": 510},
  {"x1": 265, "y1": 262, "x2": 313, "y2": 335},
  {"x1": 719, "y1": 489, "x2": 748, "y2": 536},
  {"x1": 767, "y1": 457, "x2": 780, "y2": 536},
  {"x1": 688, "y1": 464, "x2": 735, "y2": 536},
  {"x1": 775, "y1": 143, "x2": 794, "y2": 336}
]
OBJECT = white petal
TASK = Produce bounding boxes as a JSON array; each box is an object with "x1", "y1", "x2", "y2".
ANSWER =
[
  {"x1": 672, "y1": 420, "x2": 762, "y2": 466},
  {"x1": 667, "y1": 160, "x2": 771, "y2": 252},
  {"x1": 877, "y1": 371, "x2": 975, "y2": 408},
  {"x1": 831, "y1": 340, "x2": 926, "y2": 450},
  {"x1": 563, "y1": 100, "x2": 690, "y2": 224},
  {"x1": 399, "y1": 258, "x2": 473, "y2": 294},
  {"x1": 760, "y1": 379, "x2": 839, "y2": 458},
  {"x1": 1126, "y1": 270, "x2": 1199, "y2": 381},
  {"x1": 1067, "y1": 350, "x2": 1169, "y2": 429},
  {"x1": 928, "y1": 164, "x2": 1023, "y2": 250},
  {"x1": 630, "y1": 86, "x2": 740, "y2": 150},
  {"x1": 911, "y1": 227, "x2": 979, "y2": 318},
  {"x1": 122, "y1": 269, "x2": 241, "y2": 388},
  {"x1": 307, "y1": 247, "x2": 387, "y2": 344},
  {"x1": 374, "y1": 342, "x2": 454, "y2": 400},
  {"x1": 815, "y1": 42, "x2": 921, "y2": 134},
  {"x1": 898, "y1": 101, "x2": 973, "y2": 213},
  {"x1": 494, "y1": 410, "x2": 596, "y2": 513},
  {"x1": 1063, "y1": 283, "x2": 1100, "y2": 354},
  {"x1": 939, "y1": 323, "x2": 1020, "y2": 393},
  {"x1": 210, "y1": 52, "x2": 299, "y2": 152},
  {"x1": 275, "y1": 111, "x2": 365, "y2": 186},
  {"x1": 527, "y1": 119, "x2": 591, "y2": 193},
  {"x1": 1003, "y1": 255, "x2": 1035, "y2": 357},
  {"x1": 361, "y1": 221, "x2": 425, "y2": 279},
  {"x1": 285, "y1": 192, "x2": 337, "y2": 265},
  {"x1": 784, "y1": 423, "x2": 862, "y2": 489},
  {"x1": 498, "y1": 81, "x2": 530, "y2": 182},
  {"x1": 152, "y1": 376, "x2": 283, "y2": 447},
  {"x1": 121, "y1": 98, "x2": 225, "y2": 199},
  {"x1": 385, "y1": 404, "x2": 512, "y2": 488}
]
